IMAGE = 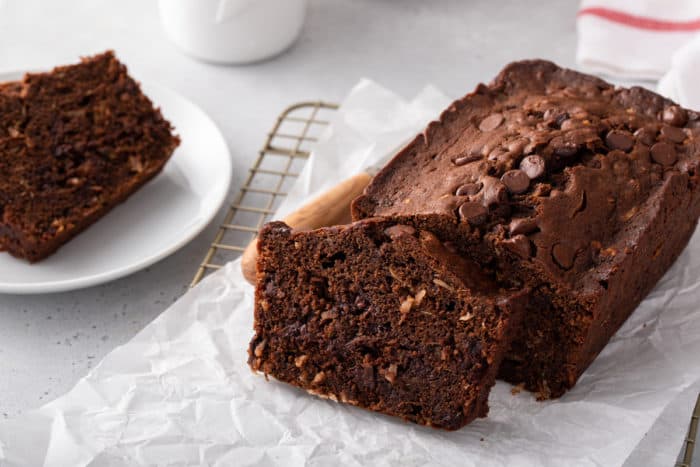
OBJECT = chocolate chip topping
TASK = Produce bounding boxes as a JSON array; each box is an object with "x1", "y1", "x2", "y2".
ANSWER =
[
  {"x1": 662, "y1": 105, "x2": 688, "y2": 127},
  {"x1": 519, "y1": 155, "x2": 546, "y2": 179},
  {"x1": 355, "y1": 61, "x2": 697, "y2": 290},
  {"x1": 507, "y1": 138, "x2": 528, "y2": 157},
  {"x1": 509, "y1": 217, "x2": 538, "y2": 236},
  {"x1": 550, "y1": 137, "x2": 578, "y2": 157},
  {"x1": 501, "y1": 170, "x2": 530, "y2": 194},
  {"x1": 660, "y1": 125, "x2": 686, "y2": 143},
  {"x1": 478, "y1": 113, "x2": 504, "y2": 132},
  {"x1": 560, "y1": 119, "x2": 579, "y2": 131},
  {"x1": 384, "y1": 224, "x2": 416, "y2": 239},
  {"x1": 453, "y1": 153, "x2": 482, "y2": 166},
  {"x1": 633, "y1": 127, "x2": 657, "y2": 146},
  {"x1": 481, "y1": 176, "x2": 508, "y2": 207},
  {"x1": 605, "y1": 130, "x2": 634, "y2": 152},
  {"x1": 650, "y1": 142, "x2": 677, "y2": 166},
  {"x1": 552, "y1": 243, "x2": 575, "y2": 269},
  {"x1": 544, "y1": 109, "x2": 570, "y2": 128},
  {"x1": 456, "y1": 182, "x2": 483, "y2": 196},
  {"x1": 458, "y1": 201, "x2": 488, "y2": 225}
]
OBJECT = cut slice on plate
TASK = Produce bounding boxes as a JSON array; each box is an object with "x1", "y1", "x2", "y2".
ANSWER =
[{"x1": 0, "y1": 50, "x2": 179, "y2": 262}]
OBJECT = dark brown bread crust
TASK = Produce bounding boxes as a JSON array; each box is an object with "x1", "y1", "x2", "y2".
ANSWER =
[
  {"x1": 352, "y1": 60, "x2": 700, "y2": 398},
  {"x1": 249, "y1": 219, "x2": 528, "y2": 430},
  {"x1": 0, "y1": 51, "x2": 179, "y2": 262}
]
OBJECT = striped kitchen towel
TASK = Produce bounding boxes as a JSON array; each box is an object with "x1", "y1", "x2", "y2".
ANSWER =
[{"x1": 577, "y1": 0, "x2": 700, "y2": 80}]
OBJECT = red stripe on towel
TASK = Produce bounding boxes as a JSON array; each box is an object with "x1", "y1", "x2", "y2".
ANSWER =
[{"x1": 578, "y1": 7, "x2": 700, "y2": 31}]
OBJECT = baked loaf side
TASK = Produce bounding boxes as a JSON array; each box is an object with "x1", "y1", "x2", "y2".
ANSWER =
[
  {"x1": 0, "y1": 51, "x2": 179, "y2": 262},
  {"x1": 249, "y1": 219, "x2": 527, "y2": 430},
  {"x1": 352, "y1": 60, "x2": 700, "y2": 398}
]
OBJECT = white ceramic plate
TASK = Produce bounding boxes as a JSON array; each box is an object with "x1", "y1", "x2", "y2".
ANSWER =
[{"x1": 0, "y1": 71, "x2": 232, "y2": 294}]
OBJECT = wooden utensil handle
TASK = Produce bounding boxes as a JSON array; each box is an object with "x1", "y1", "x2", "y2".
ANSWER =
[{"x1": 240, "y1": 172, "x2": 372, "y2": 284}]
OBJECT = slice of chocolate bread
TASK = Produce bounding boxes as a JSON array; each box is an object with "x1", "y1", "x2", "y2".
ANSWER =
[
  {"x1": 0, "y1": 82, "x2": 22, "y2": 140},
  {"x1": 352, "y1": 60, "x2": 700, "y2": 398},
  {"x1": 249, "y1": 219, "x2": 527, "y2": 430},
  {"x1": 0, "y1": 51, "x2": 179, "y2": 262}
]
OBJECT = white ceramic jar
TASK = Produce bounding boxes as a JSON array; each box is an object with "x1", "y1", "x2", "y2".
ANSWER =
[{"x1": 158, "y1": 0, "x2": 308, "y2": 65}]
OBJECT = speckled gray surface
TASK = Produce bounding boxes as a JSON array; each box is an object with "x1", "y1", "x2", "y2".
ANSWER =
[{"x1": 0, "y1": 0, "x2": 580, "y2": 417}]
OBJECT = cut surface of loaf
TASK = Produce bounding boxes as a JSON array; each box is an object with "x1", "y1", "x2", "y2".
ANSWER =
[
  {"x1": 0, "y1": 51, "x2": 179, "y2": 262},
  {"x1": 249, "y1": 219, "x2": 527, "y2": 430},
  {"x1": 352, "y1": 60, "x2": 700, "y2": 398}
]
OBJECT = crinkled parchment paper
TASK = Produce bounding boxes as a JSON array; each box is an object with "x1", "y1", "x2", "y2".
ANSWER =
[{"x1": 1, "y1": 80, "x2": 699, "y2": 467}]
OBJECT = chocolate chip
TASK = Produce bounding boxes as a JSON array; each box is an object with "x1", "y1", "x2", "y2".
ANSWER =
[
  {"x1": 551, "y1": 138, "x2": 578, "y2": 157},
  {"x1": 501, "y1": 170, "x2": 530, "y2": 194},
  {"x1": 650, "y1": 142, "x2": 677, "y2": 166},
  {"x1": 458, "y1": 202, "x2": 488, "y2": 225},
  {"x1": 455, "y1": 182, "x2": 483, "y2": 196},
  {"x1": 509, "y1": 217, "x2": 538, "y2": 236},
  {"x1": 555, "y1": 112, "x2": 570, "y2": 128},
  {"x1": 481, "y1": 177, "x2": 509, "y2": 208},
  {"x1": 502, "y1": 235, "x2": 532, "y2": 259},
  {"x1": 384, "y1": 225, "x2": 416, "y2": 239},
  {"x1": 633, "y1": 126, "x2": 657, "y2": 146},
  {"x1": 507, "y1": 138, "x2": 528, "y2": 156},
  {"x1": 453, "y1": 153, "x2": 482, "y2": 166},
  {"x1": 662, "y1": 105, "x2": 688, "y2": 127},
  {"x1": 543, "y1": 109, "x2": 556, "y2": 121},
  {"x1": 519, "y1": 155, "x2": 546, "y2": 179},
  {"x1": 479, "y1": 113, "x2": 504, "y2": 132},
  {"x1": 605, "y1": 130, "x2": 634, "y2": 152},
  {"x1": 552, "y1": 243, "x2": 575, "y2": 269},
  {"x1": 560, "y1": 119, "x2": 580, "y2": 131},
  {"x1": 660, "y1": 125, "x2": 687, "y2": 143}
]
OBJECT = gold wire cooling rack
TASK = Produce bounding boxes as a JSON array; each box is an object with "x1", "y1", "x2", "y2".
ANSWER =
[
  {"x1": 190, "y1": 101, "x2": 338, "y2": 287},
  {"x1": 189, "y1": 100, "x2": 700, "y2": 467}
]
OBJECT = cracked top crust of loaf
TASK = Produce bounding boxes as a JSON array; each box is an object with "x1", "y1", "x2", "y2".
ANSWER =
[{"x1": 352, "y1": 60, "x2": 700, "y2": 295}]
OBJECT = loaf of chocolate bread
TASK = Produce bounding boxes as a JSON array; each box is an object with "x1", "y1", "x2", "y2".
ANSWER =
[
  {"x1": 352, "y1": 60, "x2": 700, "y2": 398},
  {"x1": 0, "y1": 51, "x2": 179, "y2": 262},
  {"x1": 249, "y1": 219, "x2": 528, "y2": 430}
]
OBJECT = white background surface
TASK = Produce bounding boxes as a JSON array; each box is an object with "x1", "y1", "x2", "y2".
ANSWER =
[{"x1": 0, "y1": 0, "x2": 576, "y2": 418}]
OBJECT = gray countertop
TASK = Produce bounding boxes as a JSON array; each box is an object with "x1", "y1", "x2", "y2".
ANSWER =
[{"x1": 0, "y1": 0, "x2": 574, "y2": 417}]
